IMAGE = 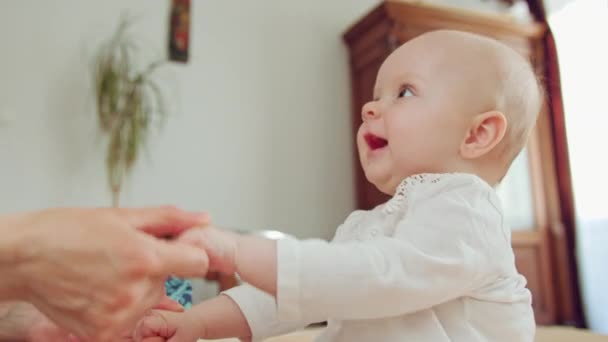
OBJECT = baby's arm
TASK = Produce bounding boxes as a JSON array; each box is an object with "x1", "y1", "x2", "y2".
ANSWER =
[
  {"x1": 181, "y1": 185, "x2": 499, "y2": 324},
  {"x1": 137, "y1": 286, "x2": 310, "y2": 341},
  {"x1": 136, "y1": 294, "x2": 250, "y2": 341},
  {"x1": 178, "y1": 227, "x2": 278, "y2": 296},
  {"x1": 187, "y1": 294, "x2": 252, "y2": 339}
]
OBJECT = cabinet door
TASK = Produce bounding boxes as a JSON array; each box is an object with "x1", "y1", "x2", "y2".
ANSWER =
[{"x1": 498, "y1": 127, "x2": 558, "y2": 324}]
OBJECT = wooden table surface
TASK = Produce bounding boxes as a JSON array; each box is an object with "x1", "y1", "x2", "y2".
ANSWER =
[{"x1": 198, "y1": 326, "x2": 608, "y2": 342}]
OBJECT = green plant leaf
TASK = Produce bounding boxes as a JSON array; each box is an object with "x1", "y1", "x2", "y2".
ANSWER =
[{"x1": 93, "y1": 14, "x2": 171, "y2": 206}]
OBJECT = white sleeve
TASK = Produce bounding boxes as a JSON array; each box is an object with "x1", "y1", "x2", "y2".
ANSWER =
[
  {"x1": 222, "y1": 284, "x2": 314, "y2": 341},
  {"x1": 275, "y1": 186, "x2": 501, "y2": 323}
]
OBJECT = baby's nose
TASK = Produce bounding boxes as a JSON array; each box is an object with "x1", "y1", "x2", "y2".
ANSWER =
[{"x1": 361, "y1": 101, "x2": 381, "y2": 121}]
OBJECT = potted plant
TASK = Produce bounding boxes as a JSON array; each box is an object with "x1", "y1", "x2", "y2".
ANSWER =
[{"x1": 93, "y1": 16, "x2": 169, "y2": 206}]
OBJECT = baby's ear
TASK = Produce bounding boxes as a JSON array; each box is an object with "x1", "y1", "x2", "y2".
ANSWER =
[{"x1": 459, "y1": 110, "x2": 507, "y2": 160}]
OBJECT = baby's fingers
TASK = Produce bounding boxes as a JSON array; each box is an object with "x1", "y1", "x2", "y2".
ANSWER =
[{"x1": 133, "y1": 311, "x2": 176, "y2": 341}]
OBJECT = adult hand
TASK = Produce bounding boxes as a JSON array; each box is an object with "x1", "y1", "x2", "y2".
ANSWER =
[
  {"x1": 0, "y1": 301, "x2": 73, "y2": 342},
  {"x1": 0, "y1": 206, "x2": 210, "y2": 341}
]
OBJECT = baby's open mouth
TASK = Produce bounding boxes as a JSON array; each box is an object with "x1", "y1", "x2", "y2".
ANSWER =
[{"x1": 364, "y1": 133, "x2": 388, "y2": 150}]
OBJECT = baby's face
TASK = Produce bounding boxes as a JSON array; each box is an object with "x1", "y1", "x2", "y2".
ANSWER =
[{"x1": 357, "y1": 35, "x2": 489, "y2": 194}]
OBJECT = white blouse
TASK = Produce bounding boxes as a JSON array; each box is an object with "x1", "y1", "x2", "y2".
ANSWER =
[{"x1": 224, "y1": 173, "x2": 535, "y2": 342}]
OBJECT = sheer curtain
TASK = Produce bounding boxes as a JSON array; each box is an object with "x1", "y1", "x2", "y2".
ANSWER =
[{"x1": 550, "y1": 0, "x2": 608, "y2": 333}]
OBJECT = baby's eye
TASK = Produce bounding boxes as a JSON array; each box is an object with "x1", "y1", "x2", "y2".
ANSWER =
[{"x1": 398, "y1": 86, "x2": 414, "y2": 98}]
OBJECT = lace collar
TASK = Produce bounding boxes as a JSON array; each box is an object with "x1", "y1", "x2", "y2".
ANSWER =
[{"x1": 382, "y1": 173, "x2": 473, "y2": 214}]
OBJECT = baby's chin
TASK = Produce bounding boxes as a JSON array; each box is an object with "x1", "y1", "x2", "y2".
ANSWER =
[{"x1": 364, "y1": 170, "x2": 397, "y2": 196}]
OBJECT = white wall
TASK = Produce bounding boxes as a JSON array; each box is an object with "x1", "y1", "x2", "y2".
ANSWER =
[
  {"x1": 3, "y1": 0, "x2": 587, "y2": 305},
  {"x1": 0, "y1": 0, "x2": 386, "y2": 241},
  {"x1": 7, "y1": 0, "x2": 528, "y2": 303},
  {"x1": 0, "y1": 0, "x2": 383, "y2": 302}
]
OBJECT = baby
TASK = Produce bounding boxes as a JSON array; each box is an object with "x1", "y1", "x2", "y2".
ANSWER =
[{"x1": 133, "y1": 30, "x2": 542, "y2": 342}]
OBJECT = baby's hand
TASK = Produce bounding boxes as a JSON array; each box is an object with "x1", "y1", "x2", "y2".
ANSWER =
[
  {"x1": 178, "y1": 226, "x2": 240, "y2": 275},
  {"x1": 118, "y1": 296, "x2": 183, "y2": 342},
  {"x1": 131, "y1": 310, "x2": 202, "y2": 342},
  {"x1": 132, "y1": 310, "x2": 176, "y2": 341}
]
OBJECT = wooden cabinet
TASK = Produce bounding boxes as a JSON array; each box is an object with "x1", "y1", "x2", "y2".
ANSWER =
[{"x1": 343, "y1": 1, "x2": 581, "y2": 325}]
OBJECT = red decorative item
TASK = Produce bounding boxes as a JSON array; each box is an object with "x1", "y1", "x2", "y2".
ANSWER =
[{"x1": 169, "y1": 0, "x2": 190, "y2": 63}]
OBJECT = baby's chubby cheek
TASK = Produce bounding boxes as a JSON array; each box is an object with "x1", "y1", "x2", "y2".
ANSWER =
[{"x1": 356, "y1": 131, "x2": 369, "y2": 160}]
